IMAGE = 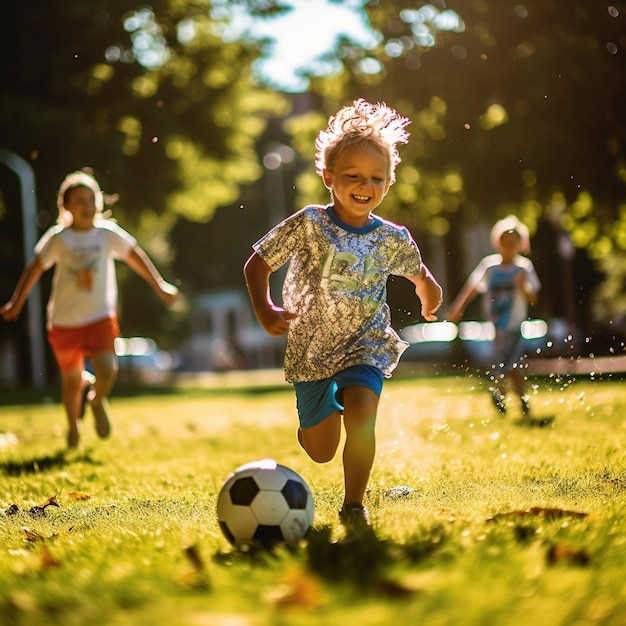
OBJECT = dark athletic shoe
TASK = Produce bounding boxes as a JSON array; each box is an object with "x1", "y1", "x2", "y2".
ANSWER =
[
  {"x1": 79, "y1": 371, "x2": 96, "y2": 419},
  {"x1": 339, "y1": 503, "x2": 371, "y2": 531},
  {"x1": 490, "y1": 390, "x2": 507, "y2": 416}
]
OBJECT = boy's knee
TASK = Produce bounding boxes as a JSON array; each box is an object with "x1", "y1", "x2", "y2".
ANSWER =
[
  {"x1": 298, "y1": 428, "x2": 336, "y2": 463},
  {"x1": 306, "y1": 449, "x2": 335, "y2": 464}
]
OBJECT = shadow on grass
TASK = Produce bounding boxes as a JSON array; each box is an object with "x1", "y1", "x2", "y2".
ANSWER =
[
  {"x1": 214, "y1": 524, "x2": 444, "y2": 595},
  {"x1": 0, "y1": 450, "x2": 101, "y2": 476},
  {"x1": 515, "y1": 414, "x2": 556, "y2": 428}
]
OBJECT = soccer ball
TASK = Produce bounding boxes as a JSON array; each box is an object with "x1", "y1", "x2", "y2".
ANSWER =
[{"x1": 216, "y1": 459, "x2": 314, "y2": 549}]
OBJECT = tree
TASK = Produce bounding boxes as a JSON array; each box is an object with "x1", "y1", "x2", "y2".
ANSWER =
[
  {"x1": 295, "y1": 0, "x2": 626, "y2": 334},
  {"x1": 0, "y1": 0, "x2": 289, "y2": 355},
  {"x1": 0, "y1": 0, "x2": 291, "y2": 228}
]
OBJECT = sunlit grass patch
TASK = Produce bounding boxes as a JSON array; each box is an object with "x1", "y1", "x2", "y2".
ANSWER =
[{"x1": 1, "y1": 374, "x2": 626, "y2": 625}]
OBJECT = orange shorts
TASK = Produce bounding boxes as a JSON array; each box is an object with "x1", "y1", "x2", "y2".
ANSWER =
[{"x1": 48, "y1": 317, "x2": 120, "y2": 372}]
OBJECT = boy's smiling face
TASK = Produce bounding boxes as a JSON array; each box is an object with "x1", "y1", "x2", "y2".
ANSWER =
[
  {"x1": 64, "y1": 186, "x2": 97, "y2": 230},
  {"x1": 322, "y1": 143, "x2": 391, "y2": 228}
]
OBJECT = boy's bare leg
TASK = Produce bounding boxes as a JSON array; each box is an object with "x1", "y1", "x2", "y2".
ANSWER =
[
  {"x1": 509, "y1": 368, "x2": 531, "y2": 415},
  {"x1": 341, "y1": 386, "x2": 379, "y2": 506},
  {"x1": 61, "y1": 368, "x2": 83, "y2": 447},
  {"x1": 89, "y1": 351, "x2": 118, "y2": 438},
  {"x1": 509, "y1": 368, "x2": 525, "y2": 397},
  {"x1": 298, "y1": 411, "x2": 342, "y2": 463}
]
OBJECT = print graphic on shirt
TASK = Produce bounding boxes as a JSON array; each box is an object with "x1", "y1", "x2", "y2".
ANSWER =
[
  {"x1": 71, "y1": 246, "x2": 100, "y2": 291},
  {"x1": 321, "y1": 245, "x2": 380, "y2": 313}
]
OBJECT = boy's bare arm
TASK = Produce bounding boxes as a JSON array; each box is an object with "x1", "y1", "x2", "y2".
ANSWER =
[
  {"x1": 124, "y1": 246, "x2": 178, "y2": 306},
  {"x1": 243, "y1": 252, "x2": 295, "y2": 337},
  {"x1": 515, "y1": 270, "x2": 539, "y2": 307},
  {"x1": 406, "y1": 264, "x2": 443, "y2": 322},
  {"x1": 447, "y1": 284, "x2": 479, "y2": 323},
  {"x1": 0, "y1": 257, "x2": 45, "y2": 321}
]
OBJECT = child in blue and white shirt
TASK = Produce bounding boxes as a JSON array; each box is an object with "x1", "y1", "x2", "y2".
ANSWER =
[
  {"x1": 244, "y1": 99, "x2": 443, "y2": 531},
  {"x1": 448, "y1": 215, "x2": 541, "y2": 418}
]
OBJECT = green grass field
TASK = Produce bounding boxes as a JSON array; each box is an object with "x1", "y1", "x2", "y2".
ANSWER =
[{"x1": 1, "y1": 372, "x2": 625, "y2": 626}]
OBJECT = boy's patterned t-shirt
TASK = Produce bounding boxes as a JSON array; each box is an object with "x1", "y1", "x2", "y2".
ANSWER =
[{"x1": 253, "y1": 205, "x2": 422, "y2": 382}]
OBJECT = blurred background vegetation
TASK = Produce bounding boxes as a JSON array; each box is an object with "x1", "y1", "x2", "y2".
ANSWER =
[{"x1": 1, "y1": 0, "x2": 625, "y2": 384}]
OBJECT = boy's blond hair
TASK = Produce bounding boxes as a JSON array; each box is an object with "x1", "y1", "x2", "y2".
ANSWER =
[
  {"x1": 315, "y1": 99, "x2": 410, "y2": 185},
  {"x1": 490, "y1": 215, "x2": 530, "y2": 253}
]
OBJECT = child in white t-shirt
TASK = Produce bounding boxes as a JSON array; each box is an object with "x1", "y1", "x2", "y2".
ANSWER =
[{"x1": 1, "y1": 169, "x2": 179, "y2": 447}]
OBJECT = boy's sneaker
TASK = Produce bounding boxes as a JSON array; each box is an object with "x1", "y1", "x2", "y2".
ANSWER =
[
  {"x1": 79, "y1": 371, "x2": 96, "y2": 419},
  {"x1": 490, "y1": 390, "x2": 507, "y2": 416},
  {"x1": 91, "y1": 398, "x2": 111, "y2": 438},
  {"x1": 339, "y1": 503, "x2": 370, "y2": 531}
]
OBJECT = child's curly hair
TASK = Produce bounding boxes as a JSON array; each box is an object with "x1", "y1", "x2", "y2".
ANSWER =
[{"x1": 315, "y1": 99, "x2": 411, "y2": 184}]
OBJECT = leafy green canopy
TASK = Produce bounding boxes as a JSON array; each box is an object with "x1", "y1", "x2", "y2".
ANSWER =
[
  {"x1": 291, "y1": 1, "x2": 625, "y2": 321},
  {"x1": 0, "y1": 0, "x2": 288, "y2": 239},
  {"x1": 295, "y1": 2, "x2": 623, "y2": 234}
]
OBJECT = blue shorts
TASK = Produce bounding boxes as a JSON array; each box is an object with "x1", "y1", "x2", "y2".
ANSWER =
[
  {"x1": 493, "y1": 329, "x2": 526, "y2": 373},
  {"x1": 293, "y1": 365, "x2": 384, "y2": 429}
]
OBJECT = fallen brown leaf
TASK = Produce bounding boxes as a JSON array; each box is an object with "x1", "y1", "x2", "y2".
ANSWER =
[
  {"x1": 67, "y1": 492, "x2": 91, "y2": 501},
  {"x1": 546, "y1": 543, "x2": 590, "y2": 566},
  {"x1": 28, "y1": 495, "x2": 61, "y2": 518},
  {"x1": 39, "y1": 495, "x2": 60, "y2": 508},
  {"x1": 40, "y1": 547, "x2": 61, "y2": 569},
  {"x1": 23, "y1": 528, "x2": 44, "y2": 542},
  {"x1": 265, "y1": 567, "x2": 324, "y2": 609}
]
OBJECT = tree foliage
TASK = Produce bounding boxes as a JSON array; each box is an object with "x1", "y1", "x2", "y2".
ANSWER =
[
  {"x1": 0, "y1": 0, "x2": 290, "y2": 352},
  {"x1": 302, "y1": 1, "x2": 624, "y2": 229},
  {"x1": 294, "y1": 0, "x2": 626, "y2": 325},
  {"x1": 0, "y1": 0, "x2": 288, "y2": 237}
]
